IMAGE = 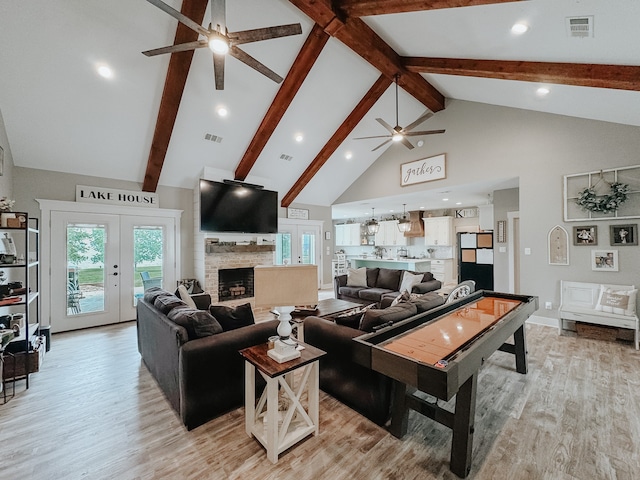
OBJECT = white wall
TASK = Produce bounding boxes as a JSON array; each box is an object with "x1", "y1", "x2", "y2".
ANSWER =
[{"x1": 336, "y1": 99, "x2": 640, "y2": 319}]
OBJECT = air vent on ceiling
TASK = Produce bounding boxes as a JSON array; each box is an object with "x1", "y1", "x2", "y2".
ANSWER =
[
  {"x1": 280, "y1": 154, "x2": 293, "y2": 161},
  {"x1": 566, "y1": 16, "x2": 594, "y2": 38},
  {"x1": 204, "y1": 133, "x2": 223, "y2": 143}
]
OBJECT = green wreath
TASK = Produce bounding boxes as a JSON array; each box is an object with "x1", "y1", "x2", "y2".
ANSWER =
[{"x1": 576, "y1": 182, "x2": 630, "y2": 214}]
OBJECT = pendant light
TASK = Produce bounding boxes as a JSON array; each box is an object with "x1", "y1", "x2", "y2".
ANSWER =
[
  {"x1": 366, "y1": 208, "x2": 379, "y2": 235},
  {"x1": 397, "y1": 204, "x2": 411, "y2": 233}
]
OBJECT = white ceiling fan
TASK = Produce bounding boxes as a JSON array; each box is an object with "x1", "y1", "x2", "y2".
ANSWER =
[{"x1": 354, "y1": 75, "x2": 445, "y2": 151}]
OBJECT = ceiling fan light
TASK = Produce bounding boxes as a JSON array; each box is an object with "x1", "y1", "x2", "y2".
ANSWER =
[
  {"x1": 392, "y1": 133, "x2": 403, "y2": 142},
  {"x1": 209, "y1": 37, "x2": 229, "y2": 54}
]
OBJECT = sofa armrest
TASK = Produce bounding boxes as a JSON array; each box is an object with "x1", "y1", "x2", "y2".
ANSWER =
[
  {"x1": 413, "y1": 279, "x2": 442, "y2": 294},
  {"x1": 334, "y1": 274, "x2": 348, "y2": 299},
  {"x1": 179, "y1": 319, "x2": 279, "y2": 430}
]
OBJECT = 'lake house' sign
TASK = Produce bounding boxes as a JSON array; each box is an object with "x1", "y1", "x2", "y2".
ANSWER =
[
  {"x1": 400, "y1": 153, "x2": 446, "y2": 187},
  {"x1": 76, "y1": 185, "x2": 159, "y2": 208}
]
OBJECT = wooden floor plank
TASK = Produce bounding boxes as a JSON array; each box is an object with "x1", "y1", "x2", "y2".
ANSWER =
[{"x1": 1, "y1": 321, "x2": 639, "y2": 479}]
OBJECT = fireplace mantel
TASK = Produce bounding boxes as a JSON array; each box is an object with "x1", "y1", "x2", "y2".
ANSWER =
[{"x1": 205, "y1": 244, "x2": 275, "y2": 254}]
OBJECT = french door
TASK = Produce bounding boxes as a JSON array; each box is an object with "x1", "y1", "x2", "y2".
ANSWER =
[
  {"x1": 276, "y1": 219, "x2": 323, "y2": 286},
  {"x1": 49, "y1": 211, "x2": 177, "y2": 332}
]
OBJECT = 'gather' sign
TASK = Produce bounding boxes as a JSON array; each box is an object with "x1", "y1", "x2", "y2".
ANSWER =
[{"x1": 400, "y1": 153, "x2": 446, "y2": 186}]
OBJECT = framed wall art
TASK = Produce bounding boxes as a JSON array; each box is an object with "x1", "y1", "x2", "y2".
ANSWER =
[
  {"x1": 573, "y1": 226, "x2": 597, "y2": 245},
  {"x1": 591, "y1": 249, "x2": 619, "y2": 271},
  {"x1": 610, "y1": 224, "x2": 637, "y2": 246},
  {"x1": 548, "y1": 225, "x2": 569, "y2": 265}
]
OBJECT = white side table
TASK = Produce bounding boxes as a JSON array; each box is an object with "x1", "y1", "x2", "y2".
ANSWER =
[{"x1": 240, "y1": 342, "x2": 326, "y2": 463}]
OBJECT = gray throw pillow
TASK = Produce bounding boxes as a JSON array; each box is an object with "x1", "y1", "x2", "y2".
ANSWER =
[
  {"x1": 168, "y1": 307, "x2": 222, "y2": 340},
  {"x1": 153, "y1": 294, "x2": 187, "y2": 314},
  {"x1": 209, "y1": 303, "x2": 255, "y2": 331},
  {"x1": 143, "y1": 287, "x2": 167, "y2": 304}
]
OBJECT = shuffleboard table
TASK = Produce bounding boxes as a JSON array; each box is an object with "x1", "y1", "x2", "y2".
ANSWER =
[{"x1": 352, "y1": 291, "x2": 538, "y2": 478}]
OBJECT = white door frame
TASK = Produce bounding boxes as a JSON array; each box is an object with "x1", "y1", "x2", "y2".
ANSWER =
[
  {"x1": 37, "y1": 199, "x2": 182, "y2": 328},
  {"x1": 508, "y1": 210, "x2": 520, "y2": 293}
]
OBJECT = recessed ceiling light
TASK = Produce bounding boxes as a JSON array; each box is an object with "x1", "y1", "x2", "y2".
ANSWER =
[
  {"x1": 417, "y1": 140, "x2": 424, "y2": 147},
  {"x1": 511, "y1": 23, "x2": 529, "y2": 34},
  {"x1": 295, "y1": 134, "x2": 304, "y2": 143},
  {"x1": 97, "y1": 65, "x2": 113, "y2": 79},
  {"x1": 419, "y1": 206, "x2": 425, "y2": 210},
  {"x1": 456, "y1": 202, "x2": 462, "y2": 205},
  {"x1": 537, "y1": 87, "x2": 550, "y2": 96},
  {"x1": 442, "y1": 198, "x2": 449, "y2": 202},
  {"x1": 217, "y1": 107, "x2": 228, "y2": 117},
  {"x1": 345, "y1": 152, "x2": 353, "y2": 160}
]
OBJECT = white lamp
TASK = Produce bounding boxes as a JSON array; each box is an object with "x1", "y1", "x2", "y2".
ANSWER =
[{"x1": 254, "y1": 265, "x2": 319, "y2": 362}]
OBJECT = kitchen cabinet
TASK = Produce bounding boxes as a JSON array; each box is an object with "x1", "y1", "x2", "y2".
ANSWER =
[
  {"x1": 374, "y1": 220, "x2": 407, "y2": 246},
  {"x1": 423, "y1": 216, "x2": 453, "y2": 246},
  {"x1": 429, "y1": 259, "x2": 455, "y2": 284},
  {"x1": 335, "y1": 223, "x2": 361, "y2": 246}
]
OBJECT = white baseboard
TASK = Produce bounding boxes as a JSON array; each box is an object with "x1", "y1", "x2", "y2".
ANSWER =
[{"x1": 526, "y1": 314, "x2": 557, "y2": 328}]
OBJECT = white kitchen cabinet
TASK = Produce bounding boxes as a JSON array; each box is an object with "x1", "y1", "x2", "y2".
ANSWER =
[
  {"x1": 335, "y1": 223, "x2": 361, "y2": 246},
  {"x1": 374, "y1": 220, "x2": 407, "y2": 246},
  {"x1": 423, "y1": 216, "x2": 453, "y2": 246},
  {"x1": 429, "y1": 259, "x2": 455, "y2": 284}
]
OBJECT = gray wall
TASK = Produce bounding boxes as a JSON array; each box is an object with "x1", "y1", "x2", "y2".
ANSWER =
[
  {"x1": 0, "y1": 109, "x2": 13, "y2": 199},
  {"x1": 493, "y1": 187, "x2": 519, "y2": 292},
  {"x1": 336, "y1": 99, "x2": 640, "y2": 318},
  {"x1": 13, "y1": 167, "x2": 195, "y2": 278}
]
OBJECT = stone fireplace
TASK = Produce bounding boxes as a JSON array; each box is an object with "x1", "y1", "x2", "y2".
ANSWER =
[{"x1": 203, "y1": 242, "x2": 275, "y2": 306}]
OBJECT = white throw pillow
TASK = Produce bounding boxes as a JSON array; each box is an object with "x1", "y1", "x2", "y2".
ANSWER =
[
  {"x1": 346, "y1": 267, "x2": 367, "y2": 287},
  {"x1": 399, "y1": 271, "x2": 424, "y2": 294},
  {"x1": 595, "y1": 285, "x2": 637, "y2": 316},
  {"x1": 177, "y1": 284, "x2": 198, "y2": 309}
]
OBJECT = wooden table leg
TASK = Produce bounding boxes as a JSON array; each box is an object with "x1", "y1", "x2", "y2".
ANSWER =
[
  {"x1": 513, "y1": 324, "x2": 528, "y2": 374},
  {"x1": 309, "y1": 361, "x2": 319, "y2": 436},
  {"x1": 265, "y1": 375, "x2": 279, "y2": 463},
  {"x1": 450, "y1": 373, "x2": 477, "y2": 478},
  {"x1": 389, "y1": 380, "x2": 409, "y2": 439}
]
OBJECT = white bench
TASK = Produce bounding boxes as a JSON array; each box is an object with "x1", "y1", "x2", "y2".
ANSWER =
[{"x1": 559, "y1": 281, "x2": 639, "y2": 350}]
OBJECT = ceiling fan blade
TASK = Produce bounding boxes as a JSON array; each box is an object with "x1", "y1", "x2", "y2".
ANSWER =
[
  {"x1": 372, "y1": 139, "x2": 392, "y2": 152},
  {"x1": 213, "y1": 53, "x2": 225, "y2": 90},
  {"x1": 354, "y1": 134, "x2": 392, "y2": 140},
  {"x1": 404, "y1": 129, "x2": 446, "y2": 136},
  {"x1": 146, "y1": 0, "x2": 210, "y2": 37},
  {"x1": 229, "y1": 24, "x2": 303, "y2": 46},
  {"x1": 403, "y1": 111, "x2": 434, "y2": 132},
  {"x1": 142, "y1": 40, "x2": 208, "y2": 57},
  {"x1": 211, "y1": 0, "x2": 226, "y2": 33},
  {"x1": 229, "y1": 46, "x2": 283, "y2": 83},
  {"x1": 400, "y1": 137, "x2": 415, "y2": 150},
  {"x1": 375, "y1": 118, "x2": 396, "y2": 135}
]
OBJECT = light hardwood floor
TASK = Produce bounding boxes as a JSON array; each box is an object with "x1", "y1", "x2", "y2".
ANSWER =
[{"x1": 1, "y1": 320, "x2": 639, "y2": 480}]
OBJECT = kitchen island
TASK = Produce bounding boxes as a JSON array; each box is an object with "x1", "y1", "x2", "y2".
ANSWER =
[{"x1": 351, "y1": 258, "x2": 432, "y2": 272}]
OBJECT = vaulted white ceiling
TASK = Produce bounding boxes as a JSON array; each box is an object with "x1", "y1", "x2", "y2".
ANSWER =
[{"x1": 1, "y1": 0, "x2": 639, "y2": 218}]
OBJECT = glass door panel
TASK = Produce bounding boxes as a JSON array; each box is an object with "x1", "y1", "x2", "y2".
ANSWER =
[
  {"x1": 275, "y1": 232, "x2": 292, "y2": 265},
  {"x1": 66, "y1": 224, "x2": 106, "y2": 315},
  {"x1": 133, "y1": 226, "x2": 165, "y2": 305}
]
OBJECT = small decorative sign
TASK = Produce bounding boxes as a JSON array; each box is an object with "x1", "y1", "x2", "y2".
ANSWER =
[
  {"x1": 76, "y1": 185, "x2": 159, "y2": 208},
  {"x1": 287, "y1": 208, "x2": 309, "y2": 220},
  {"x1": 400, "y1": 153, "x2": 446, "y2": 187}
]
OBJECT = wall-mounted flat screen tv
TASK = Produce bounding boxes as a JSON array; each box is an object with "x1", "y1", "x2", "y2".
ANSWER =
[{"x1": 199, "y1": 179, "x2": 278, "y2": 233}]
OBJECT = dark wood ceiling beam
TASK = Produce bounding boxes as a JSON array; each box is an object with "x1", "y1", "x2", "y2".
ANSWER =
[
  {"x1": 288, "y1": 0, "x2": 444, "y2": 112},
  {"x1": 282, "y1": 74, "x2": 392, "y2": 207},
  {"x1": 142, "y1": 0, "x2": 208, "y2": 192},
  {"x1": 404, "y1": 57, "x2": 640, "y2": 91},
  {"x1": 337, "y1": 0, "x2": 524, "y2": 17},
  {"x1": 234, "y1": 24, "x2": 329, "y2": 181}
]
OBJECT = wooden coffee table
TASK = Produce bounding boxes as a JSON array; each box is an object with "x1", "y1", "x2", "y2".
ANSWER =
[{"x1": 290, "y1": 298, "x2": 363, "y2": 341}]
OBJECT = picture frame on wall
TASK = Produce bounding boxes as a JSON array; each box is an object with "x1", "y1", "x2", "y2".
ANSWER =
[
  {"x1": 573, "y1": 226, "x2": 597, "y2": 245},
  {"x1": 610, "y1": 224, "x2": 637, "y2": 246},
  {"x1": 591, "y1": 249, "x2": 619, "y2": 271}
]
